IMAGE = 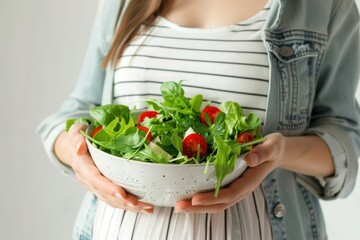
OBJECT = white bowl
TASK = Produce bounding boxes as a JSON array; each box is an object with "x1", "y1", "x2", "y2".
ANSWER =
[{"x1": 86, "y1": 135, "x2": 248, "y2": 207}]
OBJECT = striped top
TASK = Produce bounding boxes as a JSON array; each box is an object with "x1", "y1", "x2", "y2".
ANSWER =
[
  {"x1": 94, "y1": 3, "x2": 273, "y2": 240},
  {"x1": 112, "y1": 8, "x2": 270, "y2": 122}
]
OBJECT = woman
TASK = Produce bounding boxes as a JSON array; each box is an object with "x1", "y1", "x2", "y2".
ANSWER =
[{"x1": 37, "y1": 0, "x2": 360, "y2": 239}]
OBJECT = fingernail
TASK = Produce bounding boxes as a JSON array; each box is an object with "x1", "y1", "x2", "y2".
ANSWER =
[
  {"x1": 192, "y1": 201, "x2": 202, "y2": 206},
  {"x1": 126, "y1": 202, "x2": 136, "y2": 208},
  {"x1": 174, "y1": 208, "x2": 187, "y2": 213},
  {"x1": 142, "y1": 206, "x2": 153, "y2": 210},
  {"x1": 75, "y1": 142, "x2": 81, "y2": 154},
  {"x1": 140, "y1": 209, "x2": 152, "y2": 214},
  {"x1": 114, "y1": 193, "x2": 124, "y2": 200},
  {"x1": 250, "y1": 153, "x2": 259, "y2": 165}
]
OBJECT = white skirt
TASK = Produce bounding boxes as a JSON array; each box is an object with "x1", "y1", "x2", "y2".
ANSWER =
[{"x1": 92, "y1": 187, "x2": 272, "y2": 240}]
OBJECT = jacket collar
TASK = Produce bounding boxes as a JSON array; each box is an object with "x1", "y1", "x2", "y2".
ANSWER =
[{"x1": 265, "y1": 0, "x2": 332, "y2": 34}]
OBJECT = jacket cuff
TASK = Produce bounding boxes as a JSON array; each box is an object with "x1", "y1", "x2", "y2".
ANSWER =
[{"x1": 303, "y1": 126, "x2": 348, "y2": 199}]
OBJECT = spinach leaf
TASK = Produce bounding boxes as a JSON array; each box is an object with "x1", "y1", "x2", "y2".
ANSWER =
[
  {"x1": 90, "y1": 104, "x2": 131, "y2": 127},
  {"x1": 65, "y1": 118, "x2": 93, "y2": 132},
  {"x1": 190, "y1": 94, "x2": 203, "y2": 113}
]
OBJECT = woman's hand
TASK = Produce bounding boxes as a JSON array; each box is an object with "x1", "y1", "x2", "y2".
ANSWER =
[
  {"x1": 57, "y1": 123, "x2": 154, "y2": 214},
  {"x1": 174, "y1": 133, "x2": 286, "y2": 213}
]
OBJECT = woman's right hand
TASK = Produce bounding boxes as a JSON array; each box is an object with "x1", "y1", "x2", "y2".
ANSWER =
[{"x1": 56, "y1": 123, "x2": 154, "y2": 214}]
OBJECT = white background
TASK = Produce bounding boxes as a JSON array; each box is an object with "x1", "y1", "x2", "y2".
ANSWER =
[{"x1": 0, "y1": 0, "x2": 359, "y2": 239}]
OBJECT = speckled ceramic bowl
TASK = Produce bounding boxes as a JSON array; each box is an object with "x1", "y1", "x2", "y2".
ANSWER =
[{"x1": 86, "y1": 131, "x2": 248, "y2": 207}]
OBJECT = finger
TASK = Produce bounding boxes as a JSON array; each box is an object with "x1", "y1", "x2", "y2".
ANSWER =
[
  {"x1": 247, "y1": 133, "x2": 286, "y2": 167},
  {"x1": 73, "y1": 153, "x2": 139, "y2": 207},
  {"x1": 75, "y1": 137, "x2": 88, "y2": 155},
  {"x1": 136, "y1": 202, "x2": 154, "y2": 214},
  {"x1": 189, "y1": 161, "x2": 276, "y2": 207},
  {"x1": 93, "y1": 188, "x2": 153, "y2": 214},
  {"x1": 175, "y1": 200, "x2": 229, "y2": 214},
  {"x1": 246, "y1": 141, "x2": 273, "y2": 167},
  {"x1": 68, "y1": 123, "x2": 88, "y2": 151},
  {"x1": 84, "y1": 172, "x2": 139, "y2": 208},
  {"x1": 190, "y1": 188, "x2": 237, "y2": 206},
  {"x1": 229, "y1": 160, "x2": 275, "y2": 197},
  {"x1": 86, "y1": 170, "x2": 139, "y2": 207}
]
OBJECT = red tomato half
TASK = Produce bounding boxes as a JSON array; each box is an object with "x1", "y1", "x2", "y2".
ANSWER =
[
  {"x1": 182, "y1": 133, "x2": 208, "y2": 158},
  {"x1": 136, "y1": 126, "x2": 152, "y2": 142},
  {"x1": 201, "y1": 106, "x2": 221, "y2": 125},
  {"x1": 237, "y1": 131, "x2": 255, "y2": 143},
  {"x1": 138, "y1": 111, "x2": 158, "y2": 124},
  {"x1": 91, "y1": 126, "x2": 103, "y2": 138}
]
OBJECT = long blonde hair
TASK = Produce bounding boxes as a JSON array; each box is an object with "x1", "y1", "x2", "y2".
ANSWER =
[{"x1": 101, "y1": 0, "x2": 167, "y2": 68}]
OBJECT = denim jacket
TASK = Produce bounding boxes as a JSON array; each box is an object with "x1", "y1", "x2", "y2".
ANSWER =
[{"x1": 37, "y1": 0, "x2": 360, "y2": 239}]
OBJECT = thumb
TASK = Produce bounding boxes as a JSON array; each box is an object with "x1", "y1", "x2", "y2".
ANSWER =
[
  {"x1": 68, "y1": 123, "x2": 88, "y2": 155},
  {"x1": 246, "y1": 145, "x2": 271, "y2": 167},
  {"x1": 75, "y1": 139, "x2": 88, "y2": 155}
]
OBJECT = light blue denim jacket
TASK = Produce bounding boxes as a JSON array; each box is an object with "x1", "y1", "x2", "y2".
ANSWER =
[{"x1": 37, "y1": 0, "x2": 360, "y2": 239}]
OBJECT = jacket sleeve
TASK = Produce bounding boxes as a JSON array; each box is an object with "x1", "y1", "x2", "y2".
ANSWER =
[
  {"x1": 302, "y1": 0, "x2": 360, "y2": 199},
  {"x1": 36, "y1": 0, "x2": 125, "y2": 176}
]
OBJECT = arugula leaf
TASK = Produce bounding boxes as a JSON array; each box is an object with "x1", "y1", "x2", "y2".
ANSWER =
[
  {"x1": 160, "y1": 81, "x2": 198, "y2": 116},
  {"x1": 161, "y1": 81, "x2": 186, "y2": 104},
  {"x1": 211, "y1": 112, "x2": 226, "y2": 137},
  {"x1": 213, "y1": 135, "x2": 237, "y2": 197}
]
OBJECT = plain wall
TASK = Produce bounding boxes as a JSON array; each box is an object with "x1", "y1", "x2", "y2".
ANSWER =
[
  {"x1": 0, "y1": 0, "x2": 359, "y2": 239},
  {"x1": 0, "y1": 0, "x2": 94, "y2": 239}
]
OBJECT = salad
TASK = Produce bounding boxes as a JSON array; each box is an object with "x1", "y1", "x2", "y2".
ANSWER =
[{"x1": 66, "y1": 81, "x2": 265, "y2": 196}]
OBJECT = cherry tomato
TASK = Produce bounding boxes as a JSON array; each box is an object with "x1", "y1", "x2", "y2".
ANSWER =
[
  {"x1": 91, "y1": 126, "x2": 103, "y2": 138},
  {"x1": 201, "y1": 106, "x2": 221, "y2": 125},
  {"x1": 237, "y1": 131, "x2": 255, "y2": 143},
  {"x1": 182, "y1": 133, "x2": 208, "y2": 158},
  {"x1": 136, "y1": 126, "x2": 152, "y2": 142},
  {"x1": 138, "y1": 111, "x2": 158, "y2": 124}
]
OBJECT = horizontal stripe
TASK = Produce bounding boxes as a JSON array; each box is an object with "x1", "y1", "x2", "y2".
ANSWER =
[
  {"x1": 113, "y1": 92, "x2": 267, "y2": 103},
  {"x1": 137, "y1": 33, "x2": 264, "y2": 42},
  {"x1": 112, "y1": 94, "x2": 267, "y2": 112},
  {"x1": 121, "y1": 46, "x2": 270, "y2": 68},
  {"x1": 115, "y1": 66, "x2": 269, "y2": 82},
  {"x1": 128, "y1": 43, "x2": 268, "y2": 54},
  {"x1": 113, "y1": 80, "x2": 268, "y2": 97},
  {"x1": 121, "y1": 54, "x2": 269, "y2": 68}
]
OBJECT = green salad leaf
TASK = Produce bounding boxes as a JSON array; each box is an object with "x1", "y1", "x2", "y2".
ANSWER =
[
  {"x1": 90, "y1": 104, "x2": 131, "y2": 127},
  {"x1": 213, "y1": 135, "x2": 237, "y2": 197}
]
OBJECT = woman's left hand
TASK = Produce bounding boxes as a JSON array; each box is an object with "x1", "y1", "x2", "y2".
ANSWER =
[{"x1": 175, "y1": 133, "x2": 286, "y2": 213}]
